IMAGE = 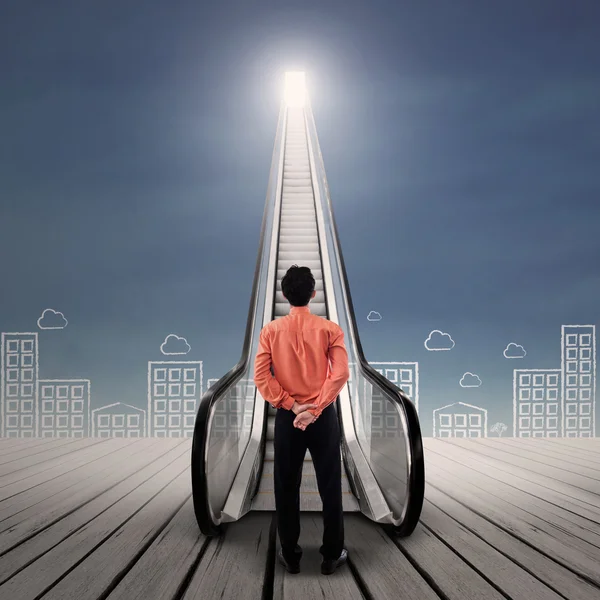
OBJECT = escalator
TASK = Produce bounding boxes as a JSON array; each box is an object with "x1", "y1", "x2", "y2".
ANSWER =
[{"x1": 191, "y1": 91, "x2": 424, "y2": 537}]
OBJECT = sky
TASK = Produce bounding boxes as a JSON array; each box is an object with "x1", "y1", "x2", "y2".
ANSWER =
[{"x1": 1, "y1": 0, "x2": 599, "y2": 436}]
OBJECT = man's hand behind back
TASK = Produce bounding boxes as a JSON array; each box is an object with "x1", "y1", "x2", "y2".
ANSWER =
[
  {"x1": 291, "y1": 401, "x2": 316, "y2": 415},
  {"x1": 293, "y1": 410, "x2": 318, "y2": 430}
]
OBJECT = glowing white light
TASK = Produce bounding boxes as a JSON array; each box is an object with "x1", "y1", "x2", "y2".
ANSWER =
[{"x1": 284, "y1": 71, "x2": 306, "y2": 107}]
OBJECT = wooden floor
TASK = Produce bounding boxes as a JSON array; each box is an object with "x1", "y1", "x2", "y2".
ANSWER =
[{"x1": 0, "y1": 436, "x2": 599, "y2": 600}]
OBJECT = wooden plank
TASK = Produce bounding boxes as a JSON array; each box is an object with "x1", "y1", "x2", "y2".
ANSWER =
[
  {"x1": 392, "y1": 521, "x2": 509, "y2": 600},
  {"x1": 0, "y1": 437, "x2": 112, "y2": 481},
  {"x1": 442, "y1": 438, "x2": 600, "y2": 502},
  {"x1": 0, "y1": 440, "x2": 190, "y2": 588},
  {"x1": 181, "y1": 512, "x2": 271, "y2": 600},
  {"x1": 546, "y1": 439, "x2": 600, "y2": 455},
  {"x1": 0, "y1": 438, "x2": 136, "y2": 501},
  {"x1": 272, "y1": 514, "x2": 363, "y2": 600},
  {"x1": 423, "y1": 439, "x2": 600, "y2": 525},
  {"x1": 0, "y1": 438, "x2": 65, "y2": 455},
  {"x1": 36, "y1": 469, "x2": 193, "y2": 600},
  {"x1": 0, "y1": 439, "x2": 174, "y2": 543},
  {"x1": 418, "y1": 496, "x2": 565, "y2": 600},
  {"x1": 0, "y1": 438, "x2": 154, "y2": 519},
  {"x1": 424, "y1": 454, "x2": 600, "y2": 586},
  {"x1": 424, "y1": 445, "x2": 600, "y2": 549},
  {"x1": 471, "y1": 437, "x2": 600, "y2": 480},
  {"x1": 424, "y1": 439, "x2": 600, "y2": 517},
  {"x1": 104, "y1": 497, "x2": 207, "y2": 600},
  {"x1": 0, "y1": 437, "x2": 86, "y2": 470},
  {"x1": 424, "y1": 479, "x2": 600, "y2": 600},
  {"x1": 342, "y1": 515, "x2": 439, "y2": 600},
  {"x1": 518, "y1": 438, "x2": 600, "y2": 463}
]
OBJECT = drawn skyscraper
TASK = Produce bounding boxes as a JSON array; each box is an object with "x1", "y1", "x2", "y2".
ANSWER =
[
  {"x1": 207, "y1": 377, "x2": 256, "y2": 437},
  {"x1": 39, "y1": 379, "x2": 91, "y2": 437},
  {"x1": 513, "y1": 369, "x2": 561, "y2": 437},
  {"x1": 366, "y1": 361, "x2": 419, "y2": 438},
  {"x1": 562, "y1": 325, "x2": 596, "y2": 437},
  {"x1": 1, "y1": 333, "x2": 39, "y2": 437},
  {"x1": 148, "y1": 361, "x2": 202, "y2": 437}
]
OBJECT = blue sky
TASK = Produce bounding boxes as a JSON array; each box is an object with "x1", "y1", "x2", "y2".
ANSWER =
[{"x1": 1, "y1": 0, "x2": 599, "y2": 435}]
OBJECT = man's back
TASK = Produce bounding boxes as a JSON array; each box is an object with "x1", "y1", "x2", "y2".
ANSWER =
[{"x1": 254, "y1": 305, "x2": 349, "y2": 417}]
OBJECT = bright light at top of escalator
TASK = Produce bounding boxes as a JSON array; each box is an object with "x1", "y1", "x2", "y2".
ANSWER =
[{"x1": 284, "y1": 71, "x2": 306, "y2": 107}]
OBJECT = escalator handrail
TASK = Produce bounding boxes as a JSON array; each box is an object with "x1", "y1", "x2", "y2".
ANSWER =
[
  {"x1": 191, "y1": 104, "x2": 285, "y2": 536},
  {"x1": 305, "y1": 99, "x2": 425, "y2": 535}
]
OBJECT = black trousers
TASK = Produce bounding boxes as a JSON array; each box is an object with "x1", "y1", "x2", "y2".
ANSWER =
[{"x1": 274, "y1": 404, "x2": 344, "y2": 563}]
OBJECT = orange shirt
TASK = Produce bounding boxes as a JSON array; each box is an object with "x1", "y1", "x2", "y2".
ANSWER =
[{"x1": 253, "y1": 305, "x2": 350, "y2": 417}]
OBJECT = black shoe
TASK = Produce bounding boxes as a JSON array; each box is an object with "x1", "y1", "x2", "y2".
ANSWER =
[
  {"x1": 278, "y1": 549, "x2": 300, "y2": 574},
  {"x1": 321, "y1": 548, "x2": 348, "y2": 575}
]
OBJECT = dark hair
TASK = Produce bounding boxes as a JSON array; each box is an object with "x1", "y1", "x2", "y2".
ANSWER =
[{"x1": 281, "y1": 265, "x2": 315, "y2": 307}]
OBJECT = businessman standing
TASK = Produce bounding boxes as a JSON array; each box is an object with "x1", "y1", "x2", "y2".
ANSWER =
[{"x1": 254, "y1": 265, "x2": 350, "y2": 575}]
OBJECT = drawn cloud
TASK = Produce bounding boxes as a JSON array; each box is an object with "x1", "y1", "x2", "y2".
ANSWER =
[
  {"x1": 367, "y1": 311, "x2": 382, "y2": 322},
  {"x1": 37, "y1": 308, "x2": 68, "y2": 330},
  {"x1": 160, "y1": 334, "x2": 191, "y2": 355},
  {"x1": 424, "y1": 330, "x2": 455, "y2": 351},
  {"x1": 503, "y1": 343, "x2": 526, "y2": 359},
  {"x1": 460, "y1": 372, "x2": 482, "y2": 387}
]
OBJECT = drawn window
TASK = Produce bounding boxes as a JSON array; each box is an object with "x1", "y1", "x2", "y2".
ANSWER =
[
  {"x1": 580, "y1": 334, "x2": 591, "y2": 346},
  {"x1": 169, "y1": 368, "x2": 182, "y2": 382},
  {"x1": 519, "y1": 374, "x2": 531, "y2": 386},
  {"x1": 400, "y1": 369, "x2": 412, "y2": 382},
  {"x1": 154, "y1": 368, "x2": 167, "y2": 381},
  {"x1": 468, "y1": 414, "x2": 481, "y2": 427},
  {"x1": 454, "y1": 414, "x2": 466, "y2": 428}
]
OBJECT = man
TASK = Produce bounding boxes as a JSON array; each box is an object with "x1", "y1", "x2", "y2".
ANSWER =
[{"x1": 254, "y1": 264, "x2": 350, "y2": 575}]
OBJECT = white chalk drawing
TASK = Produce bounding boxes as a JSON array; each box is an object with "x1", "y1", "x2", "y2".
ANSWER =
[
  {"x1": 1, "y1": 332, "x2": 39, "y2": 437},
  {"x1": 148, "y1": 361, "x2": 202, "y2": 437},
  {"x1": 424, "y1": 330, "x2": 455, "y2": 351},
  {"x1": 160, "y1": 334, "x2": 191, "y2": 355},
  {"x1": 207, "y1": 377, "x2": 256, "y2": 436},
  {"x1": 513, "y1": 369, "x2": 561, "y2": 437},
  {"x1": 512, "y1": 325, "x2": 596, "y2": 438},
  {"x1": 562, "y1": 325, "x2": 595, "y2": 438},
  {"x1": 37, "y1": 308, "x2": 68, "y2": 330},
  {"x1": 504, "y1": 343, "x2": 526, "y2": 359},
  {"x1": 459, "y1": 372, "x2": 482, "y2": 388},
  {"x1": 366, "y1": 363, "x2": 420, "y2": 435},
  {"x1": 490, "y1": 422, "x2": 508, "y2": 437},
  {"x1": 367, "y1": 311, "x2": 382, "y2": 322},
  {"x1": 433, "y1": 402, "x2": 488, "y2": 438},
  {"x1": 92, "y1": 402, "x2": 146, "y2": 437},
  {"x1": 39, "y1": 379, "x2": 91, "y2": 437}
]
